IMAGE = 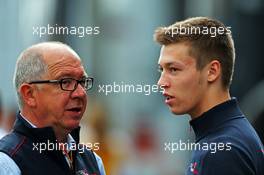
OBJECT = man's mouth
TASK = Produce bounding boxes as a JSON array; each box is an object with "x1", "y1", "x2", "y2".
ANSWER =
[
  {"x1": 66, "y1": 107, "x2": 82, "y2": 113},
  {"x1": 163, "y1": 93, "x2": 175, "y2": 105}
]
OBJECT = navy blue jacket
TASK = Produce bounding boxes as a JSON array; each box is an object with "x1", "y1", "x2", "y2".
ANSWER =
[
  {"x1": 187, "y1": 98, "x2": 264, "y2": 175},
  {"x1": 0, "y1": 113, "x2": 101, "y2": 175}
]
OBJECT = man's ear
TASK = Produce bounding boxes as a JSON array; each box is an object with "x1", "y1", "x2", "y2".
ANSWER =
[
  {"x1": 207, "y1": 60, "x2": 221, "y2": 83},
  {"x1": 19, "y1": 84, "x2": 37, "y2": 107}
]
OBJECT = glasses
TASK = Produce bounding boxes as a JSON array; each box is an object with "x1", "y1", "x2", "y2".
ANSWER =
[{"x1": 28, "y1": 77, "x2": 94, "y2": 91}]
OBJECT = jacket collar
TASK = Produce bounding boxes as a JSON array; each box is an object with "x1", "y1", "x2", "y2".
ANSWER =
[
  {"x1": 13, "y1": 113, "x2": 80, "y2": 144},
  {"x1": 189, "y1": 98, "x2": 244, "y2": 141}
]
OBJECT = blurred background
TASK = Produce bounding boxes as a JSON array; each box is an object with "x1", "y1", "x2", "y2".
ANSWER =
[{"x1": 0, "y1": 0, "x2": 264, "y2": 174}]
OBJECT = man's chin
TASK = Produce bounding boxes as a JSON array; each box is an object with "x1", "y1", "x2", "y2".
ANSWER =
[
  {"x1": 170, "y1": 107, "x2": 186, "y2": 116},
  {"x1": 64, "y1": 120, "x2": 81, "y2": 131}
]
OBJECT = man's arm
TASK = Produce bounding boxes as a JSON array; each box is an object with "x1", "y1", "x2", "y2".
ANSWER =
[{"x1": 0, "y1": 152, "x2": 21, "y2": 175}]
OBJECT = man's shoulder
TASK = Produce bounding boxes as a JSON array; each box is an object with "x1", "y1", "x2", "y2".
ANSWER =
[
  {"x1": 202, "y1": 147, "x2": 256, "y2": 174},
  {"x1": 0, "y1": 132, "x2": 27, "y2": 157},
  {"x1": 203, "y1": 128, "x2": 263, "y2": 158},
  {"x1": 191, "y1": 138, "x2": 264, "y2": 175},
  {"x1": 201, "y1": 114, "x2": 262, "y2": 147},
  {"x1": 189, "y1": 145, "x2": 258, "y2": 175}
]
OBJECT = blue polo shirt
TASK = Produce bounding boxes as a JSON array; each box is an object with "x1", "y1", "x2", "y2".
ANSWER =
[{"x1": 187, "y1": 98, "x2": 264, "y2": 175}]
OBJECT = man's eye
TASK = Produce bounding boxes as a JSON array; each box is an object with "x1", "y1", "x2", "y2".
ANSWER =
[
  {"x1": 170, "y1": 67, "x2": 178, "y2": 72},
  {"x1": 61, "y1": 79, "x2": 73, "y2": 85},
  {"x1": 158, "y1": 67, "x2": 163, "y2": 73},
  {"x1": 79, "y1": 79, "x2": 86, "y2": 85}
]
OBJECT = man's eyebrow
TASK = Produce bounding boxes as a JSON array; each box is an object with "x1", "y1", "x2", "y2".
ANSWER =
[
  {"x1": 55, "y1": 73, "x2": 88, "y2": 79},
  {"x1": 55, "y1": 74, "x2": 73, "y2": 79},
  {"x1": 159, "y1": 61, "x2": 183, "y2": 67},
  {"x1": 83, "y1": 73, "x2": 88, "y2": 78}
]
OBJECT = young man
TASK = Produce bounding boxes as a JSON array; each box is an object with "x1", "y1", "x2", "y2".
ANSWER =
[
  {"x1": 154, "y1": 17, "x2": 264, "y2": 174},
  {"x1": 0, "y1": 42, "x2": 106, "y2": 175}
]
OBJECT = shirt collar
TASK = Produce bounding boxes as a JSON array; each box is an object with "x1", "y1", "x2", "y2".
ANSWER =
[
  {"x1": 19, "y1": 112, "x2": 76, "y2": 145},
  {"x1": 20, "y1": 112, "x2": 37, "y2": 128},
  {"x1": 189, "y1": 97, "x2": 244, "y2": 141},
  {"x1": 14, "y1": 113, "x2": 80, "y2": 145}
]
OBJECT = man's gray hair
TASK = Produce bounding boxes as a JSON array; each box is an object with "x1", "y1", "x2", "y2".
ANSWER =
[
  {"x1": 13, "y1": 41, "x2": 81, "y2": 109},
  {"x1": 13, "y1": 49, "x2": 48, "y2": 109}
]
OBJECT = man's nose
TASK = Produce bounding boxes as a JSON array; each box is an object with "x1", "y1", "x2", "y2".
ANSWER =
[
  {"x1": 157, "y1": 73, "x2": 169, "y2": 88},
  {"x1": 71, "y1": 83, "x2": 87, "y2": 98}
]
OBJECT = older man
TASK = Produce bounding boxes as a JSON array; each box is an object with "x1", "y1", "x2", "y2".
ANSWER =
[{"x1": 0, "y1": 42, "x2": 106, "y2": 175}]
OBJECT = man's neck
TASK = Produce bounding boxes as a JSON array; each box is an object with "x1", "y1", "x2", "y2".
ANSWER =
[
  {"x1": 20, "y1": 110, "x2": 43, "y2": 127},
  {"x1": 190, "y1": 89, "x2": 231, "y2": 119},
  {"x1": 54, "y1": 127, "x2": 70, "y2": 143}
]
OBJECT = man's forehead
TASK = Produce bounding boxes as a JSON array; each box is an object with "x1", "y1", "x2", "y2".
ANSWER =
[
  {"x1": 47, "y1": 67, "x2": 87, "y2": 80},
  {"x1": 35, "y1": 44, "x2": 86, "y2": 78},
  {"x1": 158, "y1": 44, "x2": 195, "y2": 66},
  {"x1": 26, "y1": 42, "x2": 89, "y2": 78},
  {"x1": 160, "y1": 43, "x2": 190, "y2": 56},
  {"x1": 55, "y1": 69, "x2": 87, "y2": 79},
  {"x1": 47, "y1": 59, "x2": 86, "y2": 77}
]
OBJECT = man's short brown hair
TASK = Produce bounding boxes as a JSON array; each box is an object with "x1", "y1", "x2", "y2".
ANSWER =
[{"x1": 154, "y1": 17, "x2": 235, "y2": 89}]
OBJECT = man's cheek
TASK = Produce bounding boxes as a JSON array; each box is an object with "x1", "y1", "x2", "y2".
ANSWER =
[{"x1": 84, "y1": 97, "x2": 88, "y2": 107}]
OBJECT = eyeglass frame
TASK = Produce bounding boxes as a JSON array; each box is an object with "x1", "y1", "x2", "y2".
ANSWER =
[{"x1": 27, "y1": 77, "x2": 94, "y2": 91}]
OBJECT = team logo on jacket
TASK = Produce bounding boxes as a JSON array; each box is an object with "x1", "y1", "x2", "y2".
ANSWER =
[{"x1": 189, "y1": 162, "x2": 199, "y2": 174}]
